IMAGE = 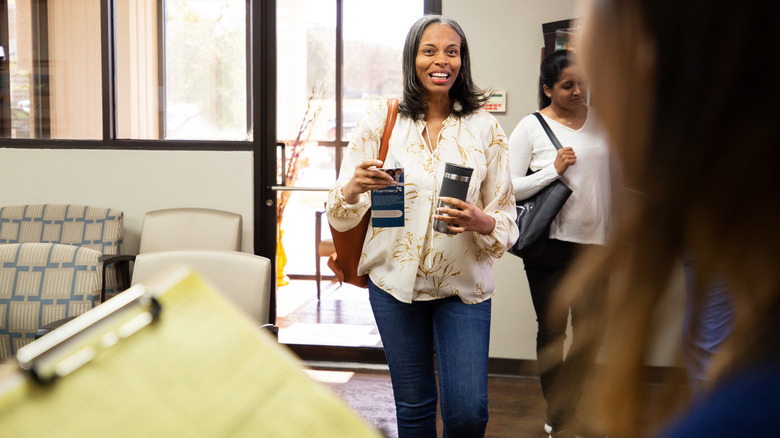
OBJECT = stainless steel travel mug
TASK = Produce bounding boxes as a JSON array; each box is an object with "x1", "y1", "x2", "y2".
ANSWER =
[{"x1": 433, "y1": 163, "x2": 473, "y2": 234}]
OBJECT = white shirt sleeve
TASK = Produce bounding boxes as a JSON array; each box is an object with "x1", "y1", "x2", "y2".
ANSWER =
[{"x1": 508, "y1": 114, "x2": 562, "y2": 201}]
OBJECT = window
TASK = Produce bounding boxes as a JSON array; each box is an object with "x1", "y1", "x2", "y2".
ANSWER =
[
  {"x1": 1, "y1": 0, "x2": 250, "y2": 141},
  {"x1": 2, "y1": 0, "x2": 102, "y2": 139},
  {"x1": 163, "y1": 1, "x2": 248, "y2": 140}
]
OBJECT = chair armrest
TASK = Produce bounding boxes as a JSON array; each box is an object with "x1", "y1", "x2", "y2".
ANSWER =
[
  {"x1": 103, "y1": 254, "x2": 137, "y2": 264},
  {"x1": 102, "y1": 254, "x2": 137, "y2": 302}
]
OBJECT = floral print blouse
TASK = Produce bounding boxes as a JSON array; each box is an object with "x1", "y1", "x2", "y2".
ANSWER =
[{"x1": 327, "y1": 100, "x2": 518, "y2": 304}]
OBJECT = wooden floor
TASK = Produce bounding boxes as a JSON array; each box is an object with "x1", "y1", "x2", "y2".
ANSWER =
[
  {"x1": 306, "y1": 366, "x2": 550, "y2": 438},
  {"x1": 276, "y1": 279, "x2": 688, "y2": 438},
  {"x1": 305, "y1": 364, "x2": 685, "y2": 438}
]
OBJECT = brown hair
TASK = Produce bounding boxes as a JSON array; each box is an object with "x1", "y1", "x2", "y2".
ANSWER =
[{"x1": 568, "y1": 0, "x2": 780, "y2": 436}]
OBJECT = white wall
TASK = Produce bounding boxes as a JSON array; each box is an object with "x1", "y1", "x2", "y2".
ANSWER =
[
  {"x1": 0, "y1": 148, "x2": 254, "y2": 254},
  {"x1": 445, "y1": 0, "x2": 583, "y2": 132}
]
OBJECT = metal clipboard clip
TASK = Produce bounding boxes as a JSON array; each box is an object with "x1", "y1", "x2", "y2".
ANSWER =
[{"x1": 15, "y1": 285, "x2": 162, "y2": 384}]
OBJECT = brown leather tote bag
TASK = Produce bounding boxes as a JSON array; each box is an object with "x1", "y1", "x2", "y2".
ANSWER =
[{"x1": 326, "y1": 98, "x2": 399, "y2": 288}]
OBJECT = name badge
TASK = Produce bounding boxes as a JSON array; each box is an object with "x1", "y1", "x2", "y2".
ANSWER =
[{"x1": 371, "y1": 168, "x2": 404, "y2": 228}]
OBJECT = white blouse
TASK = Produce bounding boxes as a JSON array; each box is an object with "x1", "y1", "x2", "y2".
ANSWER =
[
  {"x1": 508, "y1": 108, "x2": 612, "y2": 245},
  {"x1": 327, "y1": 100, "x2": 518, "y2": 304}
]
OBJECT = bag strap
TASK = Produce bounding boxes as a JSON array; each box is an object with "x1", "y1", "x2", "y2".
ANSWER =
[
  {"x1": 532, "y1": 111, "x2": 564, "y2": 150},
  {"x1": 379, "y1": 98, "x2": 399, "y2": 163}
]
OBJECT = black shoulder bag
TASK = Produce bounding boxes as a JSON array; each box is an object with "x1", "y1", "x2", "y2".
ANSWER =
[{"x1": 509, "y1": 112, "x2": 573, "y2": 260}]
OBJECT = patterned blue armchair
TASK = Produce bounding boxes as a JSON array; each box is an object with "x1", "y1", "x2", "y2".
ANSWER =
[
  {"x1": 0, "y1": 243, "x2": 103, "y2": 361},
  {"x1": 0, "y1": 204, "x2": 125, "y2": 301}
]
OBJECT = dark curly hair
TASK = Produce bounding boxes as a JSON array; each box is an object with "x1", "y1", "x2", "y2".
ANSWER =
[{"x1": 398, "y1": 14, "x2": 491, "y2": 119}]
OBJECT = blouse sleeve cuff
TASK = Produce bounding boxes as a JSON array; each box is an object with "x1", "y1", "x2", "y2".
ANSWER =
[
  {"x1": 327, "y1": 184, "x2": 371, "y2": 232},
  {"x1": 475, "y1": 211, "x2": 516, "y2": 258}
]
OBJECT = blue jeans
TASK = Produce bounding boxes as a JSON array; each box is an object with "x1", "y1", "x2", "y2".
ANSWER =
[
  {"x1": 682, "y1": 258, "x2": 734, "y2": 402},
  {"x1": 368, "y1": 279, "x2": 491, "y2": 438}
]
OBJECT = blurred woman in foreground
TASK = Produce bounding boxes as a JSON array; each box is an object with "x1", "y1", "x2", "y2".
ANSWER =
[{"x1": 567, "y1": 0, "x2": 780, "y2": 436}]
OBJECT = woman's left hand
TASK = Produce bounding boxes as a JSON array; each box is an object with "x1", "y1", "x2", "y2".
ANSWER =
[{"x1": 434, "y1": 197, "x2": 496, "y2": 235}]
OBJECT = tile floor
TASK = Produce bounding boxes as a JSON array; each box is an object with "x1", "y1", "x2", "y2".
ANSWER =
[{"x1": 276, "y1": 278, "x2": 383, "y2": 348}]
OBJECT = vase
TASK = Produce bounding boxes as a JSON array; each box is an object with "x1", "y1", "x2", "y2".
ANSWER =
[{"x1": 277, "y1": 227, "x2": 289, "y2": 287}]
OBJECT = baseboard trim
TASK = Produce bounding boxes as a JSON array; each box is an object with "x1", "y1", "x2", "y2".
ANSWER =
[
  {"x1": 285, "y1": 343, "x2": 687, "y2": 384},
  {"x1": 487, "y1": 357, "x2": 539, "y2": 377}
]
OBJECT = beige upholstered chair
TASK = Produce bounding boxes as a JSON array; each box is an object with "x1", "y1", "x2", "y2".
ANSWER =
[
  {"x1": 0, "y1": 204, "x2": 124, "y2": 301},
  {"x1": 139, "y1": 208, "x2": 242, "y2": 253},
  {"x1": 98, "y1": 208, "x2": 248, "y2": 324},
  {"x1": 0, "y1": 243, "x2": 103, "y2": 360},
  {"x1": 130, "y1": 249, "x2": 272, "y2": 327},
  {"x1": 104, "y1": 207, "x2": 243, "y2": 297},
  {"x1": 314, "y1": 210, "x2": 336, "y2": 300}
]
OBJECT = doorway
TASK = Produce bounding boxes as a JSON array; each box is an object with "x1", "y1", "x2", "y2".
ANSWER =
[{"x1": 274, "y1": 0, "x2": 435, "y2": 349}]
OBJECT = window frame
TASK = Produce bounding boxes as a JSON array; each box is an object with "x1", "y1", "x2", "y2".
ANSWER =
[{"x1": 0, "y1": 2, "x2": 9, "y2": 137}]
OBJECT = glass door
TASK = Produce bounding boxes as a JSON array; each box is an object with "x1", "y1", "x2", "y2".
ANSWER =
[{"x1": 274, "y1": 0, "x2": 429, "y2": 347}]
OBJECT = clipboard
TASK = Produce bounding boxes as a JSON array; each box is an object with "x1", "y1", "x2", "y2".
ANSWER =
[{"x1": 0, "y1": 268, "x2": 382, "y2": 437}]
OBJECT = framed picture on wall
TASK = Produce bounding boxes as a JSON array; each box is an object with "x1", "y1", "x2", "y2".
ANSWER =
[{"x1": 542, "y1": 19, "x2": 578, "y2": 58}]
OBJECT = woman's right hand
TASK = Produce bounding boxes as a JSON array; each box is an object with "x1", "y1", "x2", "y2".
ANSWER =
[
  {"x1": 341, "y1": 159, "x2": 395, "y2": 204},
  {"x1": 554, "y1": 147, "x2": 577, "y2": 175}
]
